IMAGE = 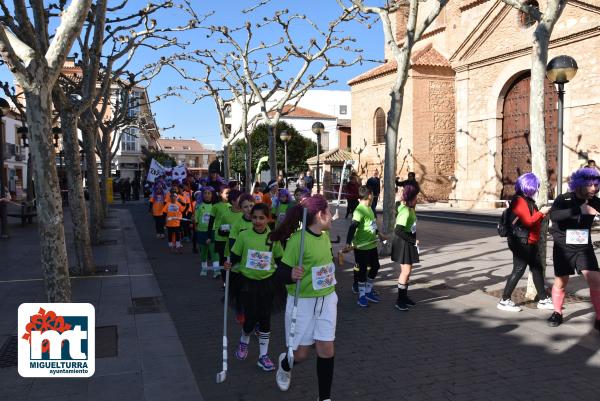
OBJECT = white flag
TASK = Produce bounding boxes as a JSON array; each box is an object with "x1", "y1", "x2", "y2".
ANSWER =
[{"x1": 147, "y1": 159, "x2": 165, "y2": 183}]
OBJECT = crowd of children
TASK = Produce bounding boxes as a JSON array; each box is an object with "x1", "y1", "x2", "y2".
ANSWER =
[{"x1": 145, "y1": 164, "x2": 600, "y2": 401}]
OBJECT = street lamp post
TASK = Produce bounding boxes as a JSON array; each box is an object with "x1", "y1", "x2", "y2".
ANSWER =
[
  {"x1": 279, "y1": 130, "x2": 291, "y2": 188},
  {"x1": 312, "y1": 122, "x2": 325, "y2": 194},
  {"x1": 546, "y1": 55, "x2": 578, "y2": 195},
  {"x1": 0, "y1": 97, "x2": 11, "y2": 239}
]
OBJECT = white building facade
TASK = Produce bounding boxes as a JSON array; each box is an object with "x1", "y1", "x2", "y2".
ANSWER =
[{"x1": 1, "y1": 112, "x2": 29, "y2": 198}]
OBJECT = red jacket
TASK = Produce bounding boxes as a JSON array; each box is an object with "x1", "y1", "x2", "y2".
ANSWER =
[
  {"x1": 511, "y1": 196, "x2": 544, "y2": 244},
  {"x1": 346, "y1": 181, "x2": 360, "y2": 201}
]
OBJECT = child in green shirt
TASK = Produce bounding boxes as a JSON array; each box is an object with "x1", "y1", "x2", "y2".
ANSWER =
[
  {"x1": 194, "y1": 188, "x2": 217, "y2": 276},
  {"x1": 207, "y1": 186, "x2": 231, "y2": 280},
  {"x1": 225, "y1": 203, "x2": 283, "y2": 372}
]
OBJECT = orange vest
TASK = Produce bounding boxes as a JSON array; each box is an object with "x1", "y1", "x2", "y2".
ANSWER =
[
  {"x1": 163, "y1": 201, "x2": 184, "y2": 227},
  {"x1": 150, "y1": 196, "x2": 165, "y2": 217}
]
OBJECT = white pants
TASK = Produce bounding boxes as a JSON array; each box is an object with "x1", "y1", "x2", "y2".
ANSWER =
[{"x1": 284, "y1": 292, "x2": 338, "y2": 350}]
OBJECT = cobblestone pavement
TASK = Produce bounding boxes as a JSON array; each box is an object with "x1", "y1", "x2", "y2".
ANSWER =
[{"x1": 129, "y1": 204, "x2": 600, "y2": 401}]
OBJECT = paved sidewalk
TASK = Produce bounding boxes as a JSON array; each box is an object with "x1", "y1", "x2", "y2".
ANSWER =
[
  {"x1": 129, "y1": 203, "x2": 600, "y2": 401},
  {"x1": 0, "y1": 207, "x2": 202, "y2": 401}
]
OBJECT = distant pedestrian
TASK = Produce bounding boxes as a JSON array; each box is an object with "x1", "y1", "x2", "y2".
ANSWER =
[
  {"x1": 366, "y1": 169, "x2": 381, "y2": 215},
  {"x1": 391, "y1": 184, "x2": 419, "y2": 311},
  {"x1": 123, "y1": 178, "x2": 132, "y2": 202},
  {"x1": 547, "y1": 168, "x2": 600, "y2": 332},
  {"x1": 344, "y1": 173, "x2": 360, "y2": 219},
  {"x1": 132, "y1": 177, "x2": 140, "y2": 200},
  {"x1": 496, "y1": 173, "x2": 553, "y2": 313},
  {"x1": 297, "y1": 173, "x2": 306, "y2": 190},
  {"x1": 304, "y1": 170, "x2": 314, "y2": 192}
]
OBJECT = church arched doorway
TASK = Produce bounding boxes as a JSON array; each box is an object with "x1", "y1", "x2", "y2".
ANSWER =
[{"x1": 501, "y1": 73, "x2": 558, "y2": 198}]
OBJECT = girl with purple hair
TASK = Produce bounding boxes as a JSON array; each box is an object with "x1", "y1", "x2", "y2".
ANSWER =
[
  {"x1": 391, "y1": 184, "x2": 420, "y2": 311},
  {"x1": 497, "y1": 173, "x2": 553, "y2": 312},
  {"x1": 270, "y1": 195, "x2": 337, "y2": 401},
  {"x1": 547, "y1": 167, "x2": 600, "y2": 332}
]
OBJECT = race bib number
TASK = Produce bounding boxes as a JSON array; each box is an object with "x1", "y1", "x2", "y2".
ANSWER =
[
  {"x1": 168, "y1": 204, "x2": 179, "y2": 213},
  {"x1": 246, "y1": 250, "x2": 272, "y2": 271},
  {"x1": 566, "y1": 229, "x2": 589, "y2": 245},
  {"x1": 311, "y1": 263, "x2": 336, "y2": 291},
  {"x1": 278, "y1": 214, "x2": 286, "y2": 223},
  {"x1": 202, "y1": 213, "x2": 211, "y2": 224},
  {"x1": 220, "y1": 224, "x2": 231, "y2": 232},
  {"x1": 368, "y1": 221, "x2": 378, "y2": 233}
]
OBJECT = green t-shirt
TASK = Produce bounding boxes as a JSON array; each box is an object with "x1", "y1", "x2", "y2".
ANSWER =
[
  {"x1": 194, "y1": 203, "x2": 213, "y2": 232},
  {"x1": 352, "y1": 203, "x2": 377, "y2": 250},
  {"x1": 211, "y1": 201, "x2": 232, "y2": 241},
  {"x1": 231, "y1": 227, "x2": 283, "y2": 280},
  {"x1": 274, "y1": 202, "x2": 291, "y2": 225},
  {"x1": 395, "y1": 204, "x2": 416, "y2": 234},
  {"x1": 282, "y1": 229, "x2": 335, "y2": 298},
  {"x1": 230, "y1": 215, "x2": 253, "y2": 241}
]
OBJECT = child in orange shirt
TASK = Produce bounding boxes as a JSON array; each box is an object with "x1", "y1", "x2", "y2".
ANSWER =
[
  {"x1": 163, "y1": 190, "x2": 186, "y2": 253},
  {"x1": 149, "y1": 185, "x2": 167, "y2": 239}
]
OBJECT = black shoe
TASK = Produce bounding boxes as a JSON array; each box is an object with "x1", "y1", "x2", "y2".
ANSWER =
[
  {"x1": 405, "y1": 296, "x2": 416, "y2": 307},
  {"x1": 547, "y1": 312, "x2": 563, "y2": 327},
  {"x1": 395, "y1": 300, "x2": 409, "y2": 311},
  {"x1": 351, "y1": 282, "x2": 358, "y2": 294}
]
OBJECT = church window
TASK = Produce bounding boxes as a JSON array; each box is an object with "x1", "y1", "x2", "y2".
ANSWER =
[{"x1": 374, "y1": 108, "x2": 386, "y2": 144}]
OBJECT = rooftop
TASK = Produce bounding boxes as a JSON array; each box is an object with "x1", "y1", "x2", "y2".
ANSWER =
[
  {"x1": 306, "y1": 148, "x2": 354, "y2": 164},
  {"x1": 268, "y1": 105, "x2": 337, "y2": 120},
  {"x1": 157, "y1": 138, "x2": 215, "y2": 153}
]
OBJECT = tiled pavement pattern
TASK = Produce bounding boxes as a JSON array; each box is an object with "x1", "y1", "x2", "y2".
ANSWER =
[
  {"x1": 129, "y1": 204, "x2": 600, "y2": 401},
  {"x1": 0, "y1": 207, "x2": 202, "y2": 401}
]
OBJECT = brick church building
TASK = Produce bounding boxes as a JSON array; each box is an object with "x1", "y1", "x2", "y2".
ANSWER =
[{"x1": 349, "y1": 0, "x2": 600, "y2": 208}]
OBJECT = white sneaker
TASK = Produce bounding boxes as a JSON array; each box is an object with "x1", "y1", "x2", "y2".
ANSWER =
[
  {"x1": 537, "y1": 297, "x2": 554, "y2": 310},
  {"x1": 276, "y1": 353, "x2": 291, "y2": 391},
  {"x1": 497, "y1": 299, "x2": 522, "y2": 312}
]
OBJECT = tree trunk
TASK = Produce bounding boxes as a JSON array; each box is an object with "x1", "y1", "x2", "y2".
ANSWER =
[
  {"x1": 382, "y1": 90, "x2": 405, "y2": 234},
  {"x1": 99, "y1": 134, "x2": 111, "y2": 216},
  {"x1": 526, "y1": 18, "x2": 553, "y2": 300},
  {"x1": 61, "y1": 110, "x2": 95, "y2": 275},
  {"x1": 25, "y1": 89, "x2": 71, "y2": 302},
  {"x1": 267, "y1": 124, "x2": 277, "y2": 181},
  {"x1": 80, "y1": 113, "x2": 103, "y2": 243},
  {"x1": 245, "y1": 134, "x2": 253, "y2": 192}
]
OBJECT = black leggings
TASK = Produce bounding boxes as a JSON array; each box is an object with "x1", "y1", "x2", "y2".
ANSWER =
[
  {"x1": 240, "y1": 276, "x2": 273, "y2": 334},
  {"x1": 502, "y1": 237, "x2": 547, "y2": 300},
  {"x1": 153, "y1": 215, "x2": 165, "y2": 235},
  {"x1": 354, "y1": 247, "x2": 380, "y2": 282},
  {"x1": 215, "y1": 241, "x2": 227, "y2": 283},
  {"x1": 166, "y1": 227, "x2": 181, "y2": 244},
  {"x1": 345, "y1": 199, "x2": 359, "y2": 218}
]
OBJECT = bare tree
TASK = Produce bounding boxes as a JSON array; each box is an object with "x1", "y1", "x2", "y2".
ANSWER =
[
  {"x1": 0, "y1": 0, "x2": 93, "y2": 301},
  {"x1": 499, "y1": 0, "x2": 566, "y2": 299},
  {"x1": 338, "y1": 0, "x2": 449, "y2": 235},
  {"x1": 206, "y1": 4, "x2": 364, "y2": 182}
]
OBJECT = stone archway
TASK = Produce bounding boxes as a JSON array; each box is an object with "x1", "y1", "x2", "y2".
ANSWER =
[{"x1": 501, "y1": 73, "x2": 558, "y2": 198}]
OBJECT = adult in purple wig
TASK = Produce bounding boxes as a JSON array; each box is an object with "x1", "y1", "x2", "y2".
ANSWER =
[
  {"x1": 269, "y1": 195, "x2": 337, "y2": 401},
  {"x1": 547, "y1": 167, "x2": 600, "y2": 331},
  {"x1": 391, "y1": 184, "x2": 419, "y2": 311},
  {"x1": 497, "y1": 172, "x2": 553, "y2": 313}
]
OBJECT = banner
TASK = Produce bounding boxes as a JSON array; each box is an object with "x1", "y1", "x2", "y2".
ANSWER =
[
  {"x1": 146, "y1": 159, "x2": 166, "y2": 183},
  {"x1": 171, "y1": 164, "x2": 187, "y2": 182}
]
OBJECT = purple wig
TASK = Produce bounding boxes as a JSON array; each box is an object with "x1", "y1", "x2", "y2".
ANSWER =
[
  {"x1": 270, "y1": 194, "x2": 329, "y2": 242},
  {"x1": 278, "y1": 189, "x2": 290, "y2": 203},
  {"x1": 569, "y1": 167, "x2": 600, "y2": 191},
  {"x1": 514, "y1": 172, "x2": 540, "y2": 198},
  {"x1": 402, "y1": 184, "x2": 418, "y2": 208}
]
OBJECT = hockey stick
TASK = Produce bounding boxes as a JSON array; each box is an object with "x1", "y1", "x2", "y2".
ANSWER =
[
  {"x1": 288, "y1": 207, "x2": 308, "y2": 368},
  {"x1": 216, "y1": 258, "x2": 230, "y2": 383}
]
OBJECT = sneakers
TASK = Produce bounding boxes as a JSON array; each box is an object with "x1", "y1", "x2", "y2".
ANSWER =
[
  {"x1": 547, "y1": 312, "x2": 563, "y2": 327},
  {"x1": 213, "y1": 269, "x2": 221, "y2": 279},
  {"x1": 276, "y1": 353, "x2": 291, "y2": 391},
  {"x1": 352, "y1": 282, "x2": 358, "y2": 294},
  {"x1": 497, "y1": 299, "x2": 522, "y2": 312},
  {"x1": 537, "y1": 297, "x2": 554, "y2": 310},
  {"x1": 357, "y1": 295, "x2": 368, "y2": 307},
  {"x1": 235, "y1": 341, "x2": 248, "y2": 360},
  {"x1": 257, "y1": 355, "x2": 275, "y2": 371},
  {"x1": 395, "y1": 300, "x2": 409, "y2": 311},
  {"x1": 365, "y1": 291, "x2": 380, "y2": 303},
  {"x1": 200, "y1": 268, "x2": 207, "y2": 276}
]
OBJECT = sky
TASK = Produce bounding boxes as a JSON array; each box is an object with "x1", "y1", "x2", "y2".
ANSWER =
[{"x1": 0, "y1": 0, "x2": 385, "y2": 149}]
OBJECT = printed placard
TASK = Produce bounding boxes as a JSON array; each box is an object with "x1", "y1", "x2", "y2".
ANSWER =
[
  {"x1": 219, "y1": 224, "x2": 231, "y2": 232},
  {"x1": 566, "y1": 229, "x2": 589, "y2": 245},
  {"x1": 311, "y1": 263, "x2": 336, "y2": 291},
  {"x1": 18, "y1": 303, "x2": 95, "y2": 378},
  {"x1": 246, "y1": 250, "x2": 273, "y2": 271}
]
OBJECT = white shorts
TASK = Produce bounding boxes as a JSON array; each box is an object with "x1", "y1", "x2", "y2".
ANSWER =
[{"x1": 284, "y1": 292, "x2": 338, "y2": 350}]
